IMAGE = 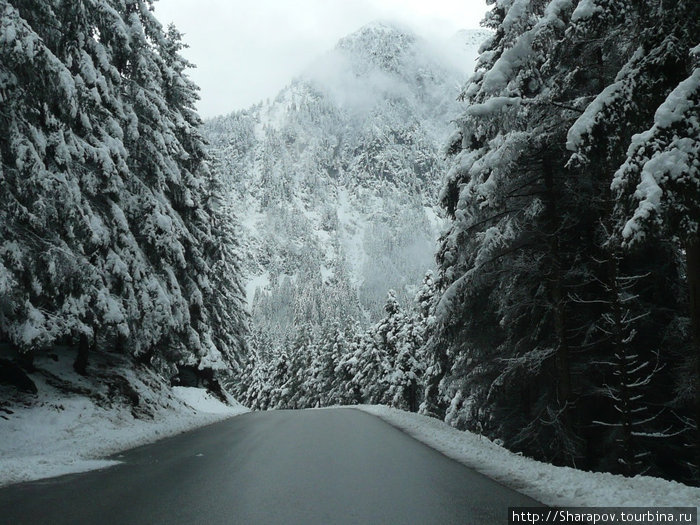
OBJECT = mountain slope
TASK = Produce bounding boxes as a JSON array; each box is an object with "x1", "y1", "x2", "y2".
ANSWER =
[{"x1": 205, "y1": 24, "x2": 489, "y2": 345}]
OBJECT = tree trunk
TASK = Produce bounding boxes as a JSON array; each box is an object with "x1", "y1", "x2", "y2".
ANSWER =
[
  {"x1": 73, "y1": 333, "x2": 89, "y2": 376},
  {"x1": 17, "y1": 346, "x2": 35, "y2": 372},
  {"x1": 420, "y1": 339, "x2": 449, "y2": 418},
  {"x1": 408, "y1": 379, "x2": 418, "y2": 413},
  {"x1": 543, "y1": 158, "x2": 572, "y2": 436},
  {"x1": 608, "y1": 256, "x2": 636, "y2": 475},
  {"x1": 552, "y1": 261, "x2": 571, "y2": 412},
  {"x1": 114, "y1": 332, "x2": 126, "y2": 354},
  {"x1": 685, "y1": 239, "x2": 700, "y2": 469}
]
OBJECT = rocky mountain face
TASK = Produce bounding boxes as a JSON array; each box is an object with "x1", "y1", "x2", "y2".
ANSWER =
[{"x1": 204, "y1": 23, "x2": 490, "y2": 347}]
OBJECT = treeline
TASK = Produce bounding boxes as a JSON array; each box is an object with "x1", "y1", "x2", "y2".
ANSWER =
[
  {"x1": 233, "y1": 273, "x2": 436, "y2": 412},
  {"x1": 238, "y1": 0, "x2": 699, "y2": 484},
  {"x1": 0, "y1": 1, "x2": 247, "y2": 380}
]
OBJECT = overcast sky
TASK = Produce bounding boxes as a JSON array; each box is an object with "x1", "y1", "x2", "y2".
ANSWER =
[{"x1": 154, "y1": 0, "x2": 488, "y2": 118}]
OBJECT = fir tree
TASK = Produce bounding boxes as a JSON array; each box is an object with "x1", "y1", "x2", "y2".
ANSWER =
[{"x1": 0, "y1": 0, "x2": 247, "y2": 383}]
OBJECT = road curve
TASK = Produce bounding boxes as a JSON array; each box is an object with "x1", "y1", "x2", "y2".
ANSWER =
[{"x1": 0, "y1": 408, "x2": 541, "y2": 524}]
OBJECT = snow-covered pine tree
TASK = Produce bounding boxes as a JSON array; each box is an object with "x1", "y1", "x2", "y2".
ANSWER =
[
  {"x1": 201, "y1": 177, "x2": 249, "y2": 371},
  {"x1": 266, "y1": 349, "x2": 292, "y2": 409},
  {"x1": 577, "y1": 245, "x2": 675, "y2": 477},
  {"x1": 434, "y1": 0, "x2": 696, "y2": 479},
  {"x1": 326, "y1": 321, "x2": 367, "y2": 406},
  {"x1": 0, "y1": 0, "x2": 246, "y2": 382},
  {"x1": 1, "y1": 0, "x2": 127, "y2": 365},
  {"x1": 351, "y1": 328, "x2": 390, "y2": 405},
  {"x1": 280, "y1": 340, "x2": 310, "y2": 409},
  {"x1": 564, "y1": 0, "x2": 698, "y2": 478},
  {"x1": 612, "y1": 45, "x2": 700, "y2": 471},
  {"x1": 235, "y1": 348, "x2": 273, "y2": 410},
  {"x1": 313, "y1": 322, "x2": 348, "y2": 406},
  {"x1": 414, "y1": 271, "x2": 448, "y2": 418},
  {"x1": 287, "y1": 325, "x2": 317, "y2": 408},
  {"x1": 387, "y1": 316, "x2": 424, "y2": 412},
  {"x1": 436, "y1": 0, "x2": 591, "y2": 465},
  {"x1": 370, "y1": 290, "x2": 404, "y2": 405}
]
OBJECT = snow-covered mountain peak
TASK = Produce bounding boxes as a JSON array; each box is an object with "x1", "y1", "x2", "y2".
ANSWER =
[
  {"x1": 337, "y1": 20, "x2": 415, "y2": 45},
  {"x1": 335, "y1": 21, "x2": 419, "y2": 75},
  {"x1": 296, "y1": 22, "x2": 463, "y2": 123},
  {"x1": 204, "y1": 22, "x2": 488, "y2": 343}
]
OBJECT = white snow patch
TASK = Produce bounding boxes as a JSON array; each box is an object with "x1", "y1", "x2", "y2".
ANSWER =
[
  {"x1": 336, "y1": 188, "x2": 369, "y2": 287},
  {"x1": 651, "y1": 68, "x2": 700, "y2": 130},
  {"x1": 244, "y1": 271, "x2": 270, "y2": 311},
  {"x1": 566, "y1": 80, "x2": 622, "y2": 151},
  {"x1": 502, "y1": 0, "x2": 530, "y2": 32},
  {"x1": 320, "y1": 265, "x2": 334, "y2": 282},
  {"x1": 571, "y1": 0, "x2": 602, "y2": 22},
  {"x1": 613, "y1": 68, "x2": 700, "y2": 244},
  {"x1": 467, "y1": 96, "x2": 522, "y2": 117},
  {"x1": 481, "y1": 30, "x2": 536, "y2": 93},
  {"x1": 355, "y1": 405, "x2": 700, "y2": 509},
  {"x1": 171, "y1": 386, "x2": 241, "y2": 415}
]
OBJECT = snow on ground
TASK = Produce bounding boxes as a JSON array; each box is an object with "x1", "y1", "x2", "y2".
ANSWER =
[
  {"x1": 336, "y1": 187, "x2": 369, "y2": 288},
  {"x1": 244, "y1": 270, "x2": 271, "y2": 310},
  {"x1": 0, "y1": 351, "x2": 248, "y2": 487},
  {"x1": 355, "y1": 405, "x2": 700, "y2": 509}
]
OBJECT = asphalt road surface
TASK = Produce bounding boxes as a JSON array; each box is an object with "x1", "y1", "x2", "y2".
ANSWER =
[{"x1": 0, "y1": 408, "x2": 542, "y2": 524}]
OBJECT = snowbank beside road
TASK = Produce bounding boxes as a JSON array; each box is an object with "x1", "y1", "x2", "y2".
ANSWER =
[
  {"x1": 0, "y1": 352, "x2": 248, "y2": 487},
  {"x1": 355, "y1": 405, "x2": 700, "y2": 508}
]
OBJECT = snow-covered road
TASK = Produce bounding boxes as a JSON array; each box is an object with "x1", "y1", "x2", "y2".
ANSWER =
[{"x1": 0, "y1": 408, "x2": 540, "y2": 524}]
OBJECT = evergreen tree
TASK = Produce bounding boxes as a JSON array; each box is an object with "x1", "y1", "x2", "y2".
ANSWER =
[
  {"x1": 612, "y1": 51, "x2": 700, "y2": 470},
  {"x1": 435, "y1": 0, "x2": 694, "y2": 478},
  {"x1": 565, "y1": 0, "x2": 698, "y2": 477},
  {"x1": 0, "y1": 0, "x2": 247, "y2": 382},
  {"x1": 436, "y1": 0, "x2": 589, "y2": 464}
]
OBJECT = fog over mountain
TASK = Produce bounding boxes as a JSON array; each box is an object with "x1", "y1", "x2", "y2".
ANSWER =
[{"x1": 204, "y1": 23, "x2": 490, "y2": 346}]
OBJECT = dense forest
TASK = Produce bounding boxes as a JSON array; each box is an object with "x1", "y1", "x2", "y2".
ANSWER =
[
  {"x1": 1, "y1": 0, "x2": 698, "y2": 488},
  {"x1": 0, "y1": 0, "x2": 247, "y2": 383}
]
